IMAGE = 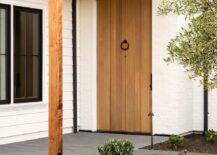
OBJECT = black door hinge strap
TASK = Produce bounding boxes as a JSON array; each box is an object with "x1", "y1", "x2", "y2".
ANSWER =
[{"x1": 150, "y1": 74, "x2": 152, "y2": 91}]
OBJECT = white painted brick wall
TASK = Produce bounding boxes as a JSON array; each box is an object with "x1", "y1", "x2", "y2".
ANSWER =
[
  {"x1": 152, "y1": 0, "x2": 194, "y2": 135},
  {"x1": 78, "y1": 0, "x2": 97, "y2": 131},
  {"x1": 192, "y1": 82, "x2": 203, "y2": 131},
  {"x1": 152, "y1": 0, "x2": 217, "y2": 134},
  {"x1": 209, "y1": 90, "x2": 217, "y2": 131}
]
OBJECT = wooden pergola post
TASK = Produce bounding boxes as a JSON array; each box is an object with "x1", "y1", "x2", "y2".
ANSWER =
[{"x1": 49, "y1": 0, "x2": 63, "y2": 155}]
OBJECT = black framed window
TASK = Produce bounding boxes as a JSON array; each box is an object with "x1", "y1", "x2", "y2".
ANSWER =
[
  {"x1": 0, "y1": 4, "x2": 10, "y2": 104},
  {"x1": 14, "y1": 7, "x2": 42, "y2": 103}
]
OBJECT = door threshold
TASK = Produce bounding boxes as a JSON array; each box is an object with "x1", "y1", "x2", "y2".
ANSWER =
[{"x1": 96, "y1": 130, "x2": 151, "y2": 136}]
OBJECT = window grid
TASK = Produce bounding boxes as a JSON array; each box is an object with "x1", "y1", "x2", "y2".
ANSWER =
[
  {"x1": 0, "y1": 4, "x2": 43, "y2": 104},
  {"x1": 14, "y1": 6, "x2": 42, "y2": 103}
]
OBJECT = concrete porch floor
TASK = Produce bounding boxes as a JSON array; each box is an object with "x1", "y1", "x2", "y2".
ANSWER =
[{"x1": 0, "y1": 132, "x2": 167, "y2": 155}]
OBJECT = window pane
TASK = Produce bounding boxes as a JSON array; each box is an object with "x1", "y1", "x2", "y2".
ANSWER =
[
  {"x1": 26, "y1": 56, "x2": 39, "y2": 98},
  {"x1": 0, "y1": 9, "x2": 6, "y2": 54},
  {"x1": 15, "y1": 56, "x2": 26, "y2": 99},
  {"x1": 0, "y1": 56, "x2": 6, "y2": 100},
  {"x1": 15, "y1": 11, "x2": 27, "y2": 55},
  {"x1": 15, "y1": 11, "x2": 40, "y2": 56},
  {"x1": 14, "y1": 7, "x2": 42, "y2": 102},
  {"x1": 0, "y1": 5, "x2": 10, "y2": 103},
  {"x1": 26, "y1": 13, "x2": 40, "y2": 56}
]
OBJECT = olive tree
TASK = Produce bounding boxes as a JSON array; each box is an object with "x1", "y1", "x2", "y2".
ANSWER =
[{"x1": 158, "y1": 0, "x2": 217, "y2": 132}]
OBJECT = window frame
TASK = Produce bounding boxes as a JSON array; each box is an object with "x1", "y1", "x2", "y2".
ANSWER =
[
  {"x1": 13, "y1": 6, "x2": 43, "y2": 103},
  {"x1": 0, "y1": 4, "x2": 11, "y2": 104}
]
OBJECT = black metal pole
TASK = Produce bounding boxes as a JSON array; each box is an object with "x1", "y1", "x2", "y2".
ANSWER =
[
  {"x1": 72, "y1": 0, "x2": 78, "y2": 133},
  {"x1": 204, "y1": 87, "x2": 208, "y2": 133},
  {"x1": 148, "y1": 112, "x2": 154, "y2": 149},
  {"x1": 149, "y1": 74, "x2": 154, "y2": 149},
  {"x1": 151, "y1": 113, "x2": 154, "y2": 149}
]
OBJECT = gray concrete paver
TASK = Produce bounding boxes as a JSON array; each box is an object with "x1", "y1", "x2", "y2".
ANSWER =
[{"x1": 0, "y1": 132, "x2": 212, "y2": 155}]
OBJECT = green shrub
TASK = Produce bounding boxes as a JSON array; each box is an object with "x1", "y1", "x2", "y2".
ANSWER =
[
  {"x1": 98, "y1": 138, "x2": 134, "y2": 155},
  {"x1": 169, "y1": 135, "x2": 184, "y2": 150},
  {"x1": 205, "y1": 129, "x2": 216, "y2": 143}
]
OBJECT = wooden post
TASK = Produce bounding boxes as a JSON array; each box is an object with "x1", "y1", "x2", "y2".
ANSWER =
[{"x1": 49, "y1": 0, "x2": 63, "y2": 155}]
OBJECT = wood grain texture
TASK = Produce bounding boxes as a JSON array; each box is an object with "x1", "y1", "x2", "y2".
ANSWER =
[
  {"x1": 97, "y1": 0, "x2": 111, "y2": 131},
  {"x1": 140, "y1": 0, "x2": 152, "y2": 132},
  {"x1": 124, "y1": 0, "x2": 142, "y2": 132},
  {"x1": 49, "y1": 0, "x2": 63, "y2": 154},
  {"x1": 110, "y1": 0, "x2": 125, "y2": 132},
  {"x1": 97, "y1": 0, "x2": 152, "y2": 133}
]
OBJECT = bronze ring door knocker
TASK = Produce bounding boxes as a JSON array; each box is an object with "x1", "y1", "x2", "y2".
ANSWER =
[{"x1": 120, "y1": 39, "x2": 129, "y2": 51}]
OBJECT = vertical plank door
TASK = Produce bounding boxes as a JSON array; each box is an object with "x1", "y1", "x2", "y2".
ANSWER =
[
  {"x1": 124, "y1": 0, "x2": 152, "y2": 132},
  {"x1": 97, "y1": 0, "x2": 111, "y2": 131},
  {"x1": 110, "y1": 0, "x2": 126, "y2": 132},
  {"x1": 97, "y1": 0, "x2": 152, "y2": 133}
]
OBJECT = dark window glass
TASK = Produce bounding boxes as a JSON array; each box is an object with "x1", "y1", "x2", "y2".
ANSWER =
[
  {"x1": 14, "y1": 7, "x2": 42, "y2": 103},
  {"x1": 0, "y1": 4, "x2": 10, "y2": 104}
]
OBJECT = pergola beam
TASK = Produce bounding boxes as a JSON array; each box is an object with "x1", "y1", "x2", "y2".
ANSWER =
[{"x1": 49, "y1": 0, "x2": 63, "y2": 155}]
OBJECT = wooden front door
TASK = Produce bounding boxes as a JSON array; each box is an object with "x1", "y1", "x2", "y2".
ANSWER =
[{"x1": 97, "y1": 0, "x2": 152, "y2": 133}]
